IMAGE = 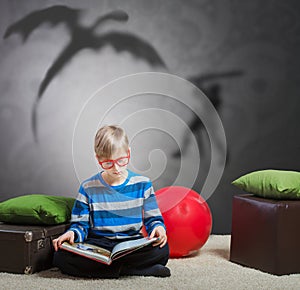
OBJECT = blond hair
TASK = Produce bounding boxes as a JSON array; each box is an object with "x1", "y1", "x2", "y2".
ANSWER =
[{"x1": 94, "y1": 125, "x2": 129, "y2": 158}]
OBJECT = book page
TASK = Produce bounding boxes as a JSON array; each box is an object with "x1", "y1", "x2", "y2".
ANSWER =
[
  {"x1": 111, "y1": 237, "x2": 158, "y2": 260},
  {"x1": 61, "y1": 242, "x2": 112, "y2": 264}
]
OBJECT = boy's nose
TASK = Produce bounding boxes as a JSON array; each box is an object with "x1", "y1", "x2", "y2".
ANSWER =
[{"x1": 113, "y1": 163, "x2": 120, "y2": 170}]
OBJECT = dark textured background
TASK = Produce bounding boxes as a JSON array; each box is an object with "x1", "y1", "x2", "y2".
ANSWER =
[{"x1": 0, "y1": 0, "x2": 299, "y2": 233}]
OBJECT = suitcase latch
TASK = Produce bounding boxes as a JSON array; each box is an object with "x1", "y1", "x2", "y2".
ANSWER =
[
  {"x1": 24, "y1": 231, "x2": 33, "y2": 242},
  {"x1": 37, "y1": 239, "x2": 45, "y2": 250}
]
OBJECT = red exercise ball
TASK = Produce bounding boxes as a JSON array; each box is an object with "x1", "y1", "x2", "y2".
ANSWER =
[{"x1": 155, "y1": 186, "x2": 212, "y2": 258}]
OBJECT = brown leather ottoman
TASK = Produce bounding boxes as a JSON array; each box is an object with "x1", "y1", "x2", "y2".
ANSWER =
[{"x1": 230, "y1": 194, "x2": 300, "y2": 275}]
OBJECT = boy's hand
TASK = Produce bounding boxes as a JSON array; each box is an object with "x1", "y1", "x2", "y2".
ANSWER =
[
  {"x1": 52, "y1": 231, "x2": 75, "y2": 252},
  {"x1": 149, "y1": 226, "x2": 167, "y2": 248}
]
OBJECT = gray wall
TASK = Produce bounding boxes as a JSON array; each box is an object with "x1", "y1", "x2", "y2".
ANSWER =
[{"x1": 0, "y1": 0, "x2": 299, "y2": 233}]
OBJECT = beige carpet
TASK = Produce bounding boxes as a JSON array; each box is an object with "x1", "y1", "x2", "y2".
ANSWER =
[{"x1": 0, "y1": 235, "x2": 299, "y2": 290}]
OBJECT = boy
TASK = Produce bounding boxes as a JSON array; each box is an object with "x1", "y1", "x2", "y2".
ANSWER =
[{"x1": 53, "y1": 125, "x2": 170, "y2": 278}]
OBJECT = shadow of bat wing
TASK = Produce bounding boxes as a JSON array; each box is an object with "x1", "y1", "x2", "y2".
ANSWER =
[
  {"x1": 37, "y1": 43, "x2": 77, "y2": 97},
  {"x1": 94, "y1": 32, "x2": 166, "y2": 68},
  {"x1": 3, "y1": 5, "x2": 80, "y2": 41},
  {"x1": 31, "y1": 43, "x2": 78, "y2": 141},
  {"x1": 188, "y1": 70, "x2": 245, "y2": 85}
]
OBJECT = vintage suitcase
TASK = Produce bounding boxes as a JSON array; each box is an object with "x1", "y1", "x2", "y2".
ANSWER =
[{"x1": 0, "y1": 223, "x2": 69, "y2": 274}]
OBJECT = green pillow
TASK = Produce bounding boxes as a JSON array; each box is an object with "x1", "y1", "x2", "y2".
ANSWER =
[
  {"x1": 232, "y1": 169, "x2": 300, "y2": 199},
  {"x1": 0, "y1": 194, "x2": 75, "y2": 225}
]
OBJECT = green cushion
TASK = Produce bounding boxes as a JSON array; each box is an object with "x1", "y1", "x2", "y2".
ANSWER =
[
  {"x1": 0, "y1": 194, "x2": 75, "y2": 225},
  {"x1": 232, "y1": 169, "x2": 300, "y2": 199}
]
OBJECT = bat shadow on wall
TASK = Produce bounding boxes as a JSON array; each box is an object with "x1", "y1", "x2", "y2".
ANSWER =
[
  {"x1": 173, "y1": 70, "x2": 244, "y2": 168},
  {"x1": 3, "y1": 5, "x2": 166, "y2": 141}
]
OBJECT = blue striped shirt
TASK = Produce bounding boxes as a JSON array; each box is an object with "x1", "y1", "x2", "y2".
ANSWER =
[{"x1": 69, "y1": 170, "x2": 165, "y2": 242}]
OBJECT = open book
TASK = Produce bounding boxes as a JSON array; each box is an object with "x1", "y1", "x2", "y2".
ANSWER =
[{"x1": 60, "y1": 237, "x2": 158, "y2": 265}]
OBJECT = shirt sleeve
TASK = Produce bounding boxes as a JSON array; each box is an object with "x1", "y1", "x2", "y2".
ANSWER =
[
  {"x1": 143, "y1": 182, "x2": 166, "y2": 235},
  {"x1": 68, "y1": 185, "x2": 90, "y2": 242}
]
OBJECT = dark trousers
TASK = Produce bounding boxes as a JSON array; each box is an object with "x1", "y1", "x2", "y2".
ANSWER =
[{"x1": 53, "y1": 236, "x2": 170, "y2": 278}]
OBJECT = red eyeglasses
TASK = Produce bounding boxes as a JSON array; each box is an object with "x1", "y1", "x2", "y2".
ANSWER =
[{"x1": 97, "y1": 150, "x2": 130, "y2": 169}]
